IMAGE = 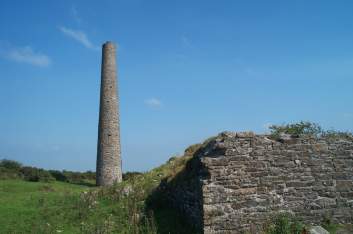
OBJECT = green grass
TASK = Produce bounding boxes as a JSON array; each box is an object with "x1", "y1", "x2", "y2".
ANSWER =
[
  {"x1": 0, "y1": 153, "x2": 198, "y2": 234},
  {"x1": 0, "y1": 180, "x2": 89, "y2": 233},
  {"x1": 322, "y1": 219, "x2": 353, "y2": 234}
]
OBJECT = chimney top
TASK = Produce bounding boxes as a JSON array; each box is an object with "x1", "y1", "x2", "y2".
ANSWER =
[{"x1": 103, "y1": 41, "x2": 115, "y2": 48}]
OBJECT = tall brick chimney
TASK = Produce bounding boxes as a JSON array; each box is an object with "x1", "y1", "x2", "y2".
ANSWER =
[{"x1": 96, "y1": 41, "x2": 122, "y2": 186}]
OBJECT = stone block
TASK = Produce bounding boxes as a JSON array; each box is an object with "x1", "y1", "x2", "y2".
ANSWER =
[
  {"x1": 309, "y1": 226, "x2": 329, "y2": 234},
  {"x1": 236, "y1": 132, "x2": 255, "y2": 138},
  {"x1": 336, "y1": 180, "x2": 353, "y2": 192}
]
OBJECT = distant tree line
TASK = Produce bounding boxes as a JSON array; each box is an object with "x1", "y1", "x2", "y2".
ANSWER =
[
  {"x1": 0, "y1": 159, "x2": 95, "y2": 183},
  {"x1": 0, "y1": 159, "x2": 142, "y2": 184}
]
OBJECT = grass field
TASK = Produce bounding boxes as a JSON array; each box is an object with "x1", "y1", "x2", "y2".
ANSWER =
[
  {"x1": 0, "y1": 154, "x2": 197, "y2": 234},
  {"x1": 0, "y1": 180, "x2": 90, "y2": 233}
]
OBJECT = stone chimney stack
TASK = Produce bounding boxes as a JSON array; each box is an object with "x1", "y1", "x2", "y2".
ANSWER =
[{"x1": 96, "y1": 41, "x2": 122, "y2": 186}]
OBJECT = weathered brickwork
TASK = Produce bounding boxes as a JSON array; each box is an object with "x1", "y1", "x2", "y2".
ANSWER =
[
  {"x1": 96, "y1": 42, "x2": 122, "y2": 186},
  {"x1": 170, "y1": 132, "x2": 353, "y2": 233}
]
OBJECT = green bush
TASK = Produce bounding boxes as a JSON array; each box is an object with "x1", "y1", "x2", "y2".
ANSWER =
[
  {"x1": 58, "y1": 170, "x2": 95, "y2": 185},
  {"x1": 269, "y1": 121, "x2": 322, "y2": 138},
  {"x1": 62, "y1": 171, "x2": 86, "y2": 183},
  {"x1": 0, "y1": 159, "x2": 22, "y2": 171},
  {"x1": 322, "y1": 216, "x2": 340, "y2": 233},
  {"x1": 49, "y1": 170, "x2": 68, "y2": 182},
  {"x1": 264, "y1": 213, "x2": 305, "y2": 234},
  {"x1": 322, "y1": 130, "x2": 353, "y2": 140},
  {"x1": 81, "y1": 170, "x2": 96, "y2": 181},
  {"x1": 0, "y1": 167, "x2": 20, "y2": 179},
  {"x1": 20, "y1": 167, "x2": 55, "y2": 182},
  {"x1": 269, "y1": 121, "x2": 353, "y2": 141},
  {"x1": 0, "y1": 159, "x2": 23, "y2": 179},
  {"x1": 123, "y1": 171, "x2": 143, "y2": 181}
]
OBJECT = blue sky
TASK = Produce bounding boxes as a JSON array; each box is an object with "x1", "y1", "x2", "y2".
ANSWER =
[{"x1": 0, "y1": 0, "x2": 352, "y2": 172}]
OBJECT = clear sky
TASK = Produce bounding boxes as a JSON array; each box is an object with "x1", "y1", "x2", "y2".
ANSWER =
[{"x1": 0, "y1": 0, "x2": 352, "y2": 172}]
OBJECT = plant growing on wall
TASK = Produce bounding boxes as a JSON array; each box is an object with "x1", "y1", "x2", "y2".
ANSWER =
[{"x1": 269, "y1": 121, "x2": 322, "y2": 138}]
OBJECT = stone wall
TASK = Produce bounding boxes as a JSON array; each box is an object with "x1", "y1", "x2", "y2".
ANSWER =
[{"x1": 169, "y1": 132, "x2": 353, "y2": 233}]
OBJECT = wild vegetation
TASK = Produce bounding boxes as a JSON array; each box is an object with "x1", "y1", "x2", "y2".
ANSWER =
[
  {"x1": 0, "y1": 159, "x2": 96, "y2": 184},
  {"x1": 269, "y1": 121, "x2": 353, "y2": 140},
  {"x1": 263, "y1": 214, "x2": 305, "y2": 234}
]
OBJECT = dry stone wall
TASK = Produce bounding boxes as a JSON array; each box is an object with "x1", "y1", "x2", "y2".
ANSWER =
[{"x1": 168, "y1": 132, "x2": 353, "y2": 233}]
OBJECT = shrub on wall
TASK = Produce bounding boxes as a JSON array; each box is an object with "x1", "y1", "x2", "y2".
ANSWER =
[
  {"x1": 269, "y1": 121, "x2": 322, "y2": 138},
  {"x1": 269, "y1": 121, "x2": 353, "y2": 140}
]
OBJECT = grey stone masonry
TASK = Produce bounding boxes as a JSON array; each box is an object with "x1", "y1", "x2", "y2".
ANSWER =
[
  {"x1": 167, "y1": 132, "x2": 353, "y2": 233},
  {"x1": 96, "y1": 41, "x2": 122, "y2": 186},
  {"x1": 202, "y1": 132, "x2": 353, "y2": 233}
]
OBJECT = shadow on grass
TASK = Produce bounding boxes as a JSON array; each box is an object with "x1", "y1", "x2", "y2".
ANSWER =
[
  {"x1": 151, "y1": 207, "x2": 199, "y2": 234},
  {"x1": 68, "y1": 181, "x2": 96, "y2": 187},
  {"x1": 146, "y1": 186, "x2": 201, "y2": 234},
  {"x1": 146, "y1": 155, "x2": 205, "y2": 234}
]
